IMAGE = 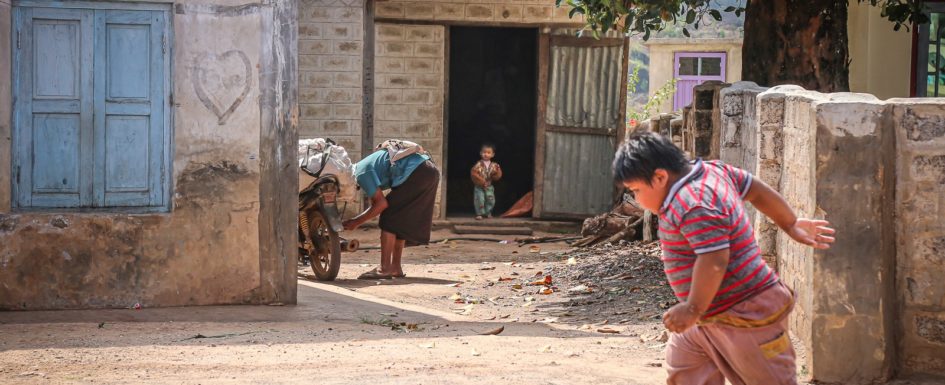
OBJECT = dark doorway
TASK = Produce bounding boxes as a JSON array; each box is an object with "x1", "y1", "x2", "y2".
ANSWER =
[{"x1": 446, "y1": 27, "x2": 538, "y2": 217}]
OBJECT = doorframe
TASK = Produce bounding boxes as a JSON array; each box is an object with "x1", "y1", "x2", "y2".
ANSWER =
[
  {"x1": 533, "y1": 32, "x2": 630, "y2": 219},
  {"x1": 442, "y1": 25, "x2": 540, "y2": 219},
  {"x1": 439, "y1": 26, "x2": 450, "y2": 220}
]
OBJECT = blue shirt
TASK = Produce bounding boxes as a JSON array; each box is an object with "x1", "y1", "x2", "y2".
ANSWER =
[{"x1": 354, "y1": 150, "x2": 430, "y2": 197}]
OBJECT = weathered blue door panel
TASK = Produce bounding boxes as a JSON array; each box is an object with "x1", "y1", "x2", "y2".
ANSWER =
[
  {"x1": 93, "y1": 9, "x2": 166, "y2": 207},
  {"x1": 13, "y1": 7, "x2": 94, "y2": 208}
]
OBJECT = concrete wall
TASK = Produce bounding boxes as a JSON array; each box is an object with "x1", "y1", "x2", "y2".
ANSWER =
[
  {"x1": 374, "y1": 22, "x2": 445, "y2": 214},
  {"x1": 299, "y1": 0, "x2": 364, "y2": 159},
  {"x1": 643, "y1": 38, "x2": 742, "y2": 114},
  {"x1": 890, "y1": 99, "x2": 945, "y2": 375},
  {"x1": 0, "y1": 1, "x2": 298, "y2": 309},
  {"x1": 848, "y1": 1, "x2": 912, "y2": 99},
  {"x1": 374, "y1": 0, "x2": 581, "y2": 25},
  {"x1": 780, "y1": 91, "x2": 896, "y2": 384},
  {"x1": 697, "y1": 82, "x2": 945, "y2": 381},
  {"x1": 719, "y1": 81, "x2": 767, "y2": 261}
]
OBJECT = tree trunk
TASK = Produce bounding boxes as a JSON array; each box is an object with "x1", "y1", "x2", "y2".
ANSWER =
[{"x1": 742, "y1": 0, "x2": 850, "y2": 92}]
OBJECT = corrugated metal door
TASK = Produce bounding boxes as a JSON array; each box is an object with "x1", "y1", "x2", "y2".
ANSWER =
[{"x1": 534, "y1": 31, "x2": 629, "y2": 219}]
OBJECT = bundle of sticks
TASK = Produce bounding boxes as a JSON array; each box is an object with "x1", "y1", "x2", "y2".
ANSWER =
[{"x1": 572, "y1": 193, "x2": 657, "y2": 247}]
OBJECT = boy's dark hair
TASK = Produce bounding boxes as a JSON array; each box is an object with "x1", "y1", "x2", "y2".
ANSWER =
[
  {"x1": 613, "y1": 131, "x2": 688, "y2": 184},
  {"x1": 481, "y1": 143, "x2": 496, "y2": 152}
]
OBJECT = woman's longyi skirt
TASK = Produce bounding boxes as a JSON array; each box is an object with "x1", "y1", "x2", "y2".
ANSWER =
[{"x1": 379, "y1": 160, "x2": 440, "y2": 246}]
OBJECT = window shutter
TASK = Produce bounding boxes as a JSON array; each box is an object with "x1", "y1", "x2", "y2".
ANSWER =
[
  {"x1": 13, "y1": 7, "x2": 95, "y2": 208},
  {"x1": 93, "y1": 10, "x2": 167, "y2": 207}
]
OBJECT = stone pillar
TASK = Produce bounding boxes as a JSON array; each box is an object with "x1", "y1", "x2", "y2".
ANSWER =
[
  {"x1": 719, "y1": 81, "x2": 768, "y2": 235},
  {"x1": 754, "y1": 85, "x2": 803, "y2": 273},
  {"x1": 890, "y1": 99, "x2": 945, "y2": 376},
  {"x1": 720, "y1": 81, "x2": 767, "y2": 177},
  {"x1": 688, "y1": 80, "x2": 729, "y2": 159},
  {"x1": 776, "y1": 90, "x2": 896, "y2": 383}
]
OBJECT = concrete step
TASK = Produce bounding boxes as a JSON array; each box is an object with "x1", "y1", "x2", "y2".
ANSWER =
[
  {"x1": 433, "y1": 217, "x2": 580, "y2": 234},
  {"x1": 452, "y1": 225, "x2": 534, "y2": 236}
]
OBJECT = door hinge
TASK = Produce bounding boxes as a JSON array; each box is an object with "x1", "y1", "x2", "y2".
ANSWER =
[
  {"x1": 161, "y1": 34, "x2": 166, "y2": 54},
  {"x1": 14, "y1": 166, "x2": 20, "y2": 184},
  {"x1": 16, "y1": 30, "x2": 21, "y2": 49}
]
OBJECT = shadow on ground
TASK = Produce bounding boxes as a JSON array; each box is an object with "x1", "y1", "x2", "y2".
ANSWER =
[{"x1": 0, "y1": 280, "x2": 637, "y2": 352}]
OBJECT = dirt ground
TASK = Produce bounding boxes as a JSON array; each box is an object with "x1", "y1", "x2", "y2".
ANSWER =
[{"x1": 0, "y1": 228, "x2": 937, "y2": 384}]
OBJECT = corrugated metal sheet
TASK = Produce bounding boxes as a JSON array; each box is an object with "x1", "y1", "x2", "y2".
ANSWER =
[
  {"x1": 551, "y1": 28, "x2": 625, "y2": 38},
  {"x1": 546, "y1": 44, "x2": 624, "y2": 129},
  {"x1": 542, "y1": 132, "x2": 615, "y2": 216}
]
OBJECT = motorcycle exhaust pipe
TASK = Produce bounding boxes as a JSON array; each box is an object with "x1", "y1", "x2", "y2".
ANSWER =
[{"x1": 340, "y1": 238, "x2": 359, "y2": 252}]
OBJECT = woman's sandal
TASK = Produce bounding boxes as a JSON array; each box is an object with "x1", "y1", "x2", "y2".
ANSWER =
[
  {"x1": 357, "y1": 268, "x2": 392, "y2": 280},
  {"x1": 391, "y1": 273, "x2": 407, "y2": 278}
]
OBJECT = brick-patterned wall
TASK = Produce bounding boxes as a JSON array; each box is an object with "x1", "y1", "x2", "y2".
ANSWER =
[
  {"x1": 891, "y1": 99, "x2": 945, "y2": 375},
  {"x1": 374, "y1": 23, "x2": 445, "y2": 213},
  {"x1": 374, "y1": 0, "x2": 582, "y2": 25},
  {"x1": 299, "y1": 0, "x2": 364, "y2": 159}
]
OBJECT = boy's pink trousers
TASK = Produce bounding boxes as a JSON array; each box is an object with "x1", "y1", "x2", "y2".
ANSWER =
[{"x1": 666, "y1": 281, "x2": 797, "y2": 385}]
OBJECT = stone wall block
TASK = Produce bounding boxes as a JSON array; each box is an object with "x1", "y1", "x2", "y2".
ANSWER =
[
  {"x1": 333, "y1": 40, "x2": 362, "y2": 54},
  {"x1": 376, "y1": 89, "x2": 403, "y2": 105},
  {"x1": 376, "y1": 2, "x2": 406, "y2": 18},
  {"x1": 414, "y1": 42, "x2": 444, "y2": 58},
  {"x1": 301, "y1": 72, "x2": 332, "y2": 88},
  {"x1": 405, "y1": 58, "x2": 435, "y2": 73},
  {"x1": 324, "y1": 88, "x2": 358, "y2": 104},
  {"x1": 434, "y1": 3, "x2": 465, "y2": 20},
  {"x1": 465, "y1": 4, "x2": 494, "y2": 21},
  {"x1": 300, "y1": 40, "x2": 332, "y2": 55},
  {"x1": 497, "y1": 4, "x2": 524, "y2": 22},
  {"x1": 301, "y1": 6, "x2": 332, "y2": 22},
  {"x1": 302, "y1": 104, "x2": 331, "y2": 120},
  {"x1": 299, "y1": 23, "x2": 322, "y2": 39},
  {"x1": 332, "y1": 104, "x2": 362, "y2": 120},
  {"x1": 404, "y1": 2, "x2": 435, "y2": 19},
  {"x1": 523, "y1": 5, "x2": 553, "y2": 22},
  {"x1": 378, "y1": 41, "x2": 413, "y2": 57},
  {"x1": 401, "y1": 27, "x2": 432, "y2": 43},
  {"x1": 377, "y1": 24, "x2": 406, "y2": 41},
  {"x1": 377, "y1": 57, "x2": 406, "y2": 72}
]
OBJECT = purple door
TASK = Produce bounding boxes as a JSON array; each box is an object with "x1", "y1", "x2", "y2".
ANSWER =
[{"x1": 673, "y1": 52, "x2": 726, "y2": 111}]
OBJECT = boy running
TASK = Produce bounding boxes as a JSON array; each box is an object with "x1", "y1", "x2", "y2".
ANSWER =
[{"x1": 613, "y1": 132, "x2": 835, "y2": 385}]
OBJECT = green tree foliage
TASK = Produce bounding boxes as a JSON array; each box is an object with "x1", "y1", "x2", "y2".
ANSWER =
[{"x1": 559, "y1": 0, "x2": 930, "y2": 40}]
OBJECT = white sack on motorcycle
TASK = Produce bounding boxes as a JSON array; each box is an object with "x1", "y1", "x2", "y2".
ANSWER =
[{"x1": 298, "y1": 139, "x2": 357, "y2": 202}]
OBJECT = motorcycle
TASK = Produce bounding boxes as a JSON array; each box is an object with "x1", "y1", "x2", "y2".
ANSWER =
[{"x1": 298, "y1": 143, "x2": 359, "y2": 281}]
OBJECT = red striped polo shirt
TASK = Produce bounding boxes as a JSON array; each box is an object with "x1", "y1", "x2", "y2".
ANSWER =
[{"x1": 657, "y1": 159, "x2": 778, "y2": 317}]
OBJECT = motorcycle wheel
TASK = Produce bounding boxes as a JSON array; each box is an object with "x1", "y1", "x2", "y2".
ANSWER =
[{"x1": 308, "y1": 210, "x2": 342, "y2": 281}]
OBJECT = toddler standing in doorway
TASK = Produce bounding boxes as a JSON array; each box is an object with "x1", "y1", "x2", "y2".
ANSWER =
[{"x1": 471, "y1": 143, "x2": 502, "y2": 220}]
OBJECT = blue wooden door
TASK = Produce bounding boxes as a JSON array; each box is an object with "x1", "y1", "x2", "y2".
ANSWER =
[
  {"x1": 13, "y1": 5, "x2": 169, "y2": 209},
  {"x1": 13, "y1": 7, "x2": 95, "y2": 208}
]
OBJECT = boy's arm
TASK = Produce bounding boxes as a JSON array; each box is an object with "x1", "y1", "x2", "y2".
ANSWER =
[
  {"x1": 743, "y1": 176, "x2": 835, "y2": 249},
  {"x1": 663, "y1": 248, "x2": 729, "y2": 333},
  {"x1": 491, "y1": 163, "x2": 502, "y2": 181}
]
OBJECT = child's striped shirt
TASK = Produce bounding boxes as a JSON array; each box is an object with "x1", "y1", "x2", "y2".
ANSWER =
[{"x1": 658, "y1": 160, "x2": 778, "y2": 317}]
